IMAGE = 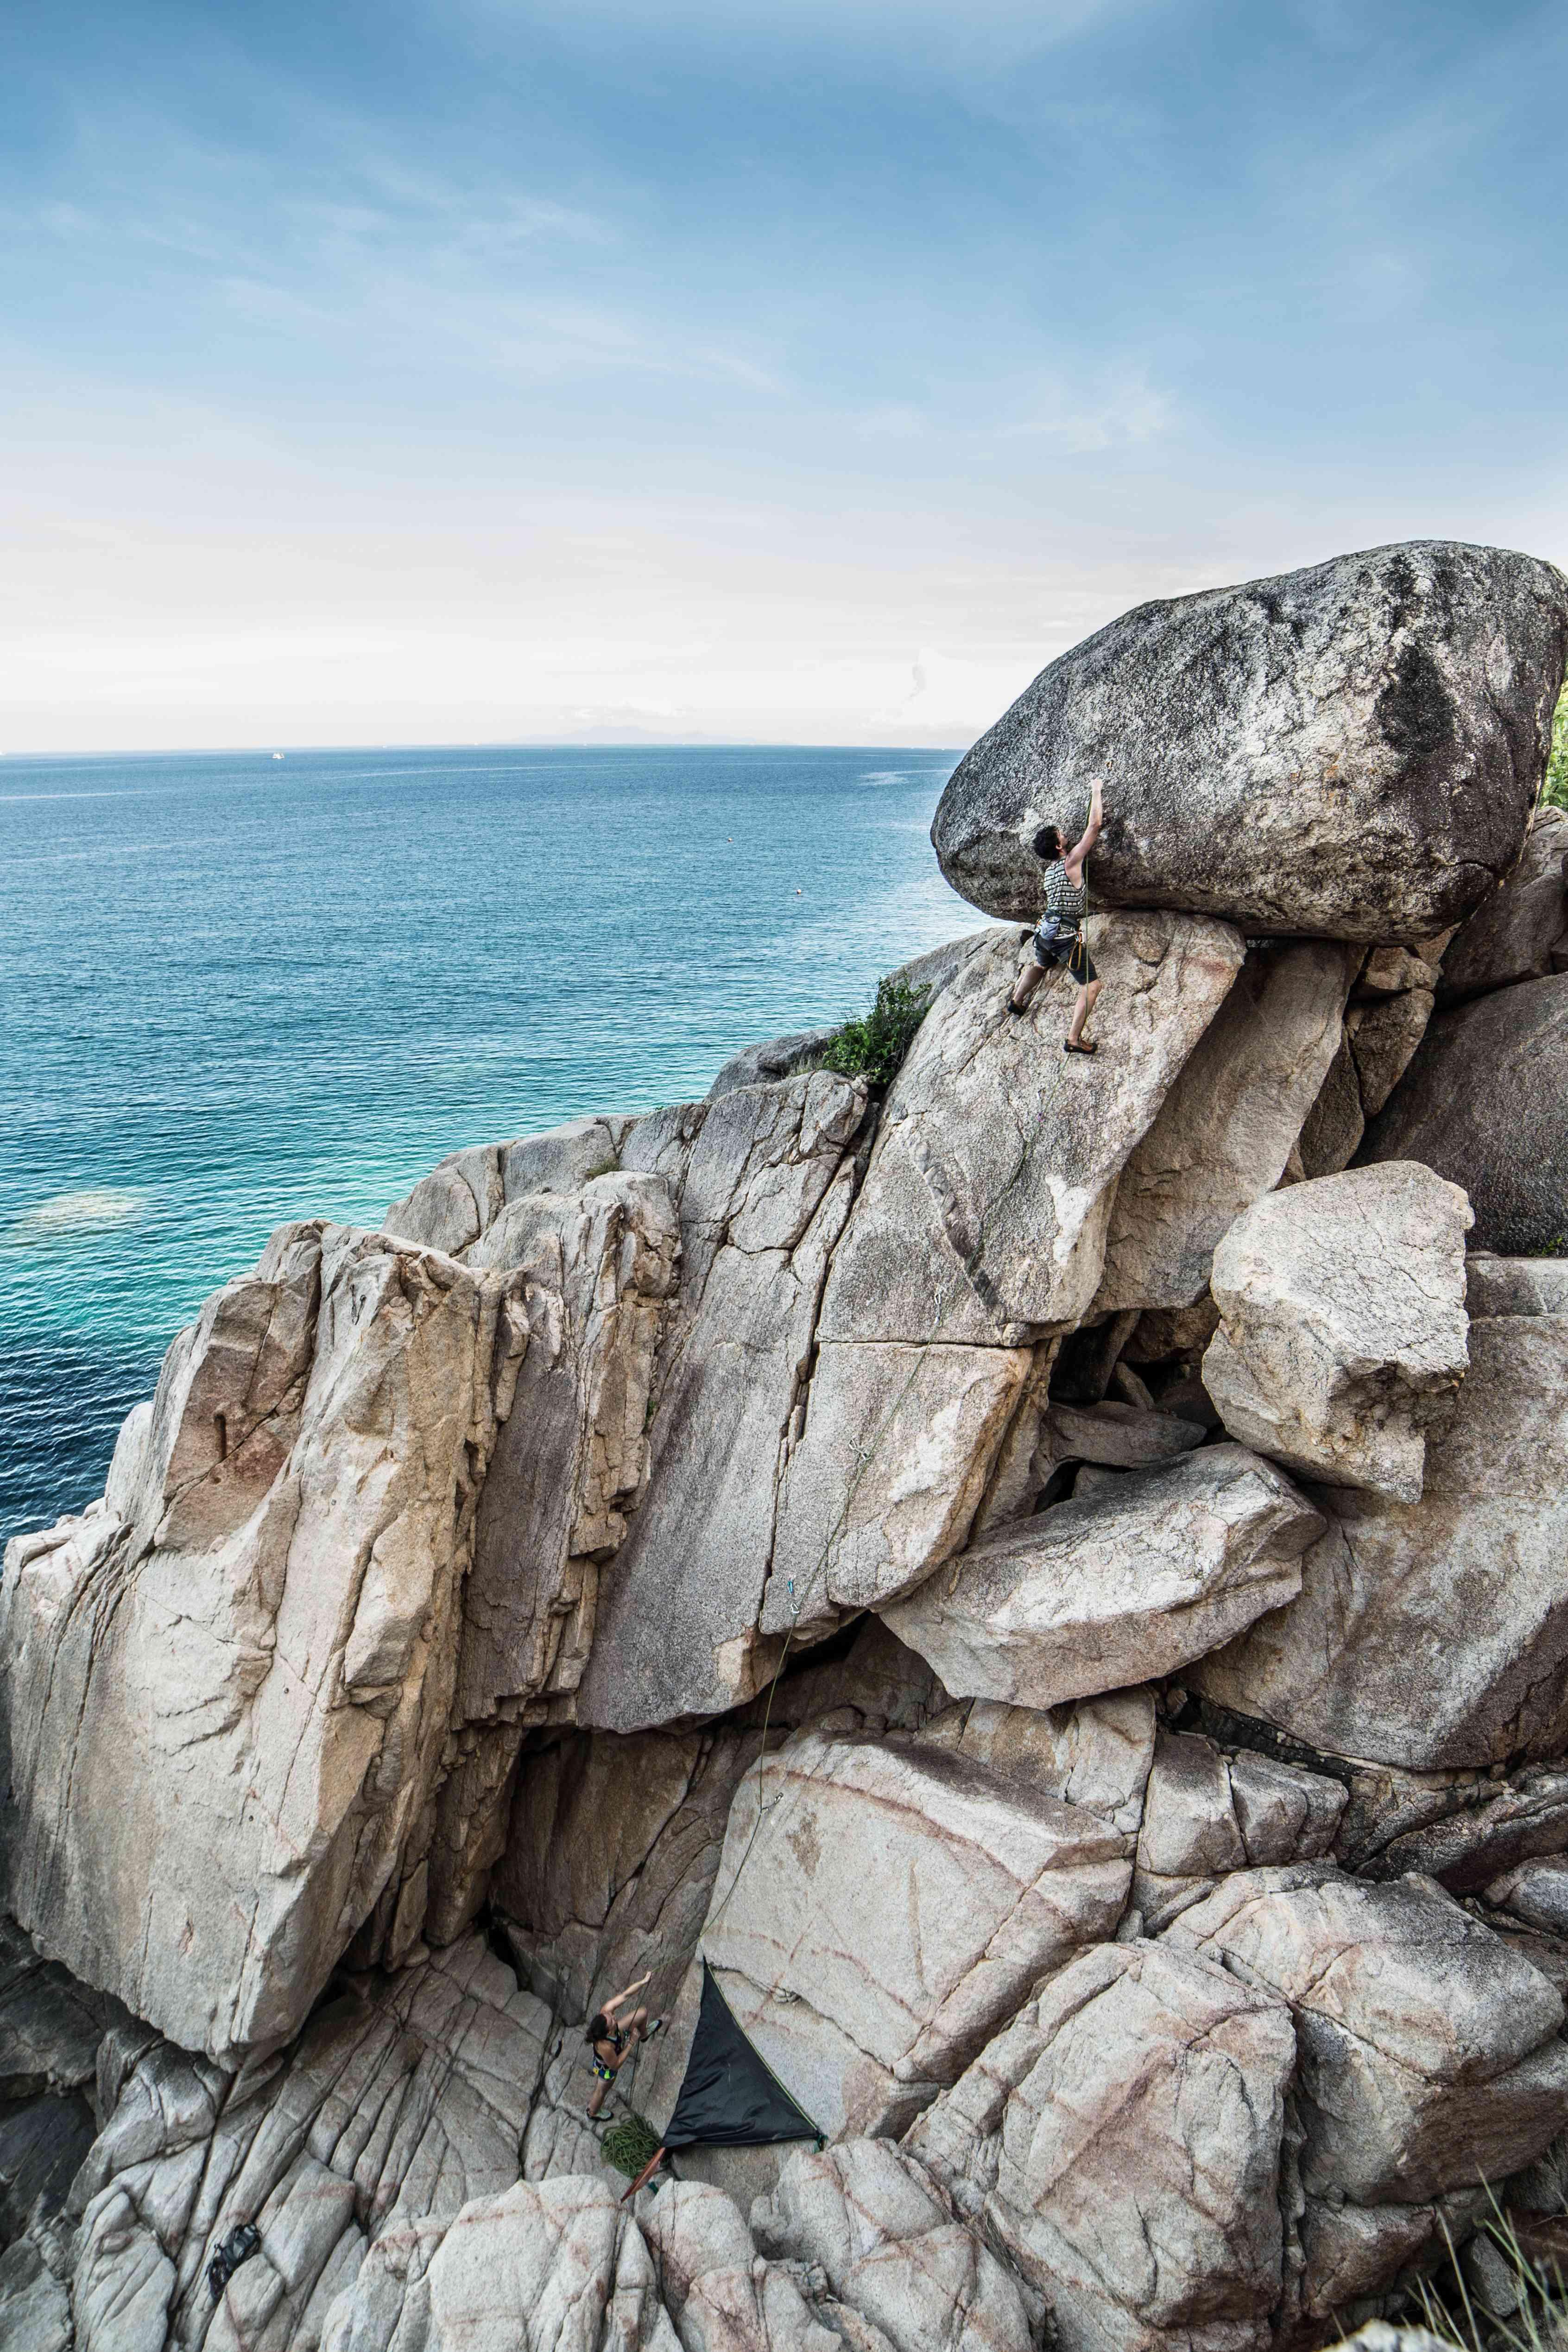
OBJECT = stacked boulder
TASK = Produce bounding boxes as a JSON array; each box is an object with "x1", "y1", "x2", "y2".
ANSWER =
[{"x1": 5, "y1": 537, "x2": 1568, "y2": 2352}]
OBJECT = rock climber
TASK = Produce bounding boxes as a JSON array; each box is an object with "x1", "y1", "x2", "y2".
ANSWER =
[
  {"x1": 584, "y1": 1973, "x2": 665, "y2": 2118},
  {"x1": 1008, "y1": 775, "x2": 1105, "y2": 1053}
]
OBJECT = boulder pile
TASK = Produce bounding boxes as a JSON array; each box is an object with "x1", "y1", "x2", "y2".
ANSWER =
[{"x1": 4, "y1": 537, "x2": 1568, "y2": 2352}]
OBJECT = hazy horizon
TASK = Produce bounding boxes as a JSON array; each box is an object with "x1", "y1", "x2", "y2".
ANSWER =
[{"x1": 6, "y1": 1, "x2": 1566, "y2": 752}]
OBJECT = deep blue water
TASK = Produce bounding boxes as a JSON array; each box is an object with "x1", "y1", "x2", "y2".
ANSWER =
[{"x1": 1, "y1": 744, "x2": 967, "y2": 1540}]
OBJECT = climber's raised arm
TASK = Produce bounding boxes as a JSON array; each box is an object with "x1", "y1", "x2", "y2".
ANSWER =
[
  {"x1": 1064, "y1": 777, "x2": 1104, "y2": 881},
  {"x1": 601, "y1": 1973, "x2": 652, "y2": 2018}
]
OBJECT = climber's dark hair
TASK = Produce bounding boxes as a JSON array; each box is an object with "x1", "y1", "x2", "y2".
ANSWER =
[
  {"x1": 1032, "y1": 823, "x2": 1064, "y2": 862},
  {"x1": 584, "y1": 2012, "x2": 610, "y2": 2046}
]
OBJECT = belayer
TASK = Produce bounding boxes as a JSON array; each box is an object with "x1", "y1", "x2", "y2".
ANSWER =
[
  {"x1": 584, "y1": 1973, "x2": 665, "y2": 2118},
  {"x1": 1008, "y1": 775, "x2": 1105, "y2": 1053}
]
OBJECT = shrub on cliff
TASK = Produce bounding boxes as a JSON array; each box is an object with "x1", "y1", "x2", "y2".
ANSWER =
[
  {"x1": 821, "y1": 976, "x2": 931, "y2": 1088},
  {"x1": 1544, "y1": 681, "x2": 1568, "y2": 812}
]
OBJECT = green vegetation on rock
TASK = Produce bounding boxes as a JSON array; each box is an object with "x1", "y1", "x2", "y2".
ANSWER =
[
  {"x1": 1544, "y1": 681, "x2": 1568, "y2": 813},
  {"x1": 820, "y1": 976, "x2": 931, "y2": 1088}
]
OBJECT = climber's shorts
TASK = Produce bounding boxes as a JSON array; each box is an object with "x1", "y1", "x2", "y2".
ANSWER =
[
  {"x1": 590, "y1": 2058, "x2": 617, "y2": 2085},
  {"x1": 1033, "y1": 928, "x2": 1096, "y2": 984}
]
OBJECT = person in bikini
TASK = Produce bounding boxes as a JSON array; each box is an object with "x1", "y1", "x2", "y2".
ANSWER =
[
  {"x1": 1007, "y1": 775, "x2": 1105, "y2": 1054},
  {"x1": 583, "y1": 1973, "x2": 665, "y2": 2119}
]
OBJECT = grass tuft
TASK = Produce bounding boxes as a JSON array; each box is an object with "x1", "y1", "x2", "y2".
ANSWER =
[{"x1": 820, "y1": 976, "x2": 931, "y2": 1090}]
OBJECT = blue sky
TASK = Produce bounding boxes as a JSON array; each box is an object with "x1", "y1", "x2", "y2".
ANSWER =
[{"x1": 3, "y1": 0, "x2": 1565, "y2": 749}]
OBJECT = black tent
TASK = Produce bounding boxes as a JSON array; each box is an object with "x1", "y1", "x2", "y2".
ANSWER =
[{"x1": 621, "y1": 1961, "x2": 822, "y2": 2195}]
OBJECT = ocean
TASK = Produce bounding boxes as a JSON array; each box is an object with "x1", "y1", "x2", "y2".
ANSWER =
[{"x1": 0, "y1": 743, "x2": 969, "y2": 1541}]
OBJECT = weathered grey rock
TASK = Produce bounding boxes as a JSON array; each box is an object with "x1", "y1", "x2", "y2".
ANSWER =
[
  {"x1": 1132, "y1": 1727, "x2": 1346, "y2": 1933},
  {"x1": 1362, "y1": 972, "x2": 1568, "y2": 1254},
  {"x1": 318, "y1": 2175, "x2": 680, "y2": 2352},
  {"x1": 805, "y1": 918, "x2": 1245, "y2": 1351},
  {"x1": 707, "y1": 1033, "x2": 839, "y2": 1101},
  {"x1": 1194, "y1": 1314, "x2": 1568, "y2": 1768},
  {"x1": 1038, "y1": 1401, "x2": 1208, "y2": 1471},
  {"x1": 1486, "y1": 1859, "x2": 1568, "y2": 1935},
  {"x1": 1467, "y1": 1252, "x2": 1568, "y2": 1316},
  {"x1": 643, "y1": 1729, "x2": 1130, "y2": 2142},
  {"x1": 1348, "y1": 988, "x2": 1437, "y2": 1116},
  {"x1": 643, "y1": 2180, "x2": 846, "y2": 2352},
  {"x1": 883, "y1": 1444, "x2": 1322, "y2": 1713},
  {"x1": 932, "y1": 540, "x2": 1568, "y2": 940},
  {"x1": 906, "y1": 1939, "x2": 1296, "y2": 2352},
  {"x1": 0, "y1": 1915, "x2": 133, "y2": 2102},
  {"x1": 1202, "y1": 1163, "x2": 1472, "y2": 1502},
  {"x1": 0, "y1": 2239, "x2": 72, "y2": 2352},
  {"x1": 1096, "y1": 942, "x2": 1356, "y2": 1312},
  {"x1": 493, "y1": 1723, "x2": 768, "y2": 2025},
  {"x1": 910, "y1": 1688, "x2": 1157, "y2": 1840},
  {"x1": 1164, "y1": 1862, "x2": 1568, "y2": 2201},
  {"x1": 1439, "y1": 804, "x2": 1568, "y2": 1004},
  {"x1": 576, "y1": 1071, "x2": 871, "y2": 1728},
  {"x1": 68, "y1": 1936, "x2": 553, "y2": 2352},
  {"x1": 751, "y1": 2140, "x2": 1034, "y2": 2352},
  {"x1": 1297, "y1": 1031, "x2": 1366, "y2": 1178},
  {"x1": 1358, "y1": 947, "x2": 1442, "y2": 995},
  {"x1": 0, "y1": 1225, "x2": 529, "y2": 2059},
  {"x1": 382, "y1": 1114, "x2": 637, "y2": 1254}
]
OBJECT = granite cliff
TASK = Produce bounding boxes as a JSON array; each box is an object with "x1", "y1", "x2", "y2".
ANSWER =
[{"x1": 4, "y1": 537, "x2": 1568, "y2": 2352}]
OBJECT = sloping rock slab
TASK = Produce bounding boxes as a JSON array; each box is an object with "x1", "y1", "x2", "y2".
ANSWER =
[
  {"x1": 1362, "y1": 971, "x2": 1568, "y2": 1254},
  {"x1": 1193, "y1": 1314, "x2": 1568, "y2": 1768},
  {"x1": 0, "y1": 1225, "x2": 525, "y2": 2060},
  {"x1": 751, "y1": 2139, "x2": 1034, "y2": 2352},
  {"x1": 641, "y1": 1730, "x2": 1130, "y2": 2142},
  {"x1": 932, "y1": 540, "x2": 1568, "y2": 940},
  {"x1": 905, "y1": 1939, "x2": 1296, "y2": 2352},
  {"x1": 883, "y1": 1444, "x2": 1322, "y2": 1713},
  {"x1": 1097, "y1": 941, "x2": 1356, "y2": 1313},
  {"x1": 1203, "y1": 1163, "x2": 1471, "y2": 1501},
  {"x1": 1163, "y1": 1862, "x2": 1568, "y2": 2202}
]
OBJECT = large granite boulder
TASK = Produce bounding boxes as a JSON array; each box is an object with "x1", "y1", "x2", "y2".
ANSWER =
[
  {"x1": 1193, "y1": 1310, "x2": 1568, "y2": 1768},
  {"x1": 1438, "y1": 803, "x2": 1568, "y2": 1004},
  {"x1": 751, "y1": 2139, "x2": 1035, "y2": 2352},
  {"x1": 1095, "y1": 941, "x2": 1356, "y2": 1313},
  {"x1": 1202, "y1": 1163, "x2": 1472, "y2": 1501},
  {"x1": 882, "y1": 1444, "x2": 1322, "y2": 1712},
  {"x1": 905, "y1": 1939, "x2": 1297, "y2": 2352},
  {"x1": 642, "y1": 2180, "x2": 847, "y2": 2352},
  {"x1": 0, "y1": 1226, "x2": 531, "y2": 2060},
  {"x1": 1163, "y1": 1863, "x2": 1568, "y2": 2203},
  {"x1": 931, "y1": 540, "x2": 1568, "y2": 940},
  {"x1": 1362, "y1": 971, "x2": 1568, "y2": 1254},
  {"x1": 642, "y1": 1729, "x2": 1131, "y2": 2142}
]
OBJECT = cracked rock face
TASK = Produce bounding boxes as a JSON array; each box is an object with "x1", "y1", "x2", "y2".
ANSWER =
[
  {"x1": 643, "y1": 1730, "x2": 1132, "y2": 2142},
  {"x1": 1202, "y1": 1163, "x2": 1473, "y2": 1502},
  {"x1": 1362, "y1": 970, "x2": 1568, "y2": 1255},
  {"x1": 1438, "y1": 803, "x2": 1568, "y2": 1005},
  {"x1": 931, "y1": 539, "x2": 1568, "y2": 940},
  {"x1": 0, "y1": 1227, "x2": 527, "y2": 2061},
  {"x1": 1194, "y1": 1312, "x2": 1568, "y2": 1768},
  {"x1": 882, "y1": 1444, "x2": 1323, "y2": 1713},
  {"x1": 905, "y1": 1938, "x2": 1296, "y2": 2352}
]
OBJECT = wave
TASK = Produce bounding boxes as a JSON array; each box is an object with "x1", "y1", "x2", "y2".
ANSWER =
[{"x1": 8, "y1": 1189, "x2": 149, "y2": 1242}]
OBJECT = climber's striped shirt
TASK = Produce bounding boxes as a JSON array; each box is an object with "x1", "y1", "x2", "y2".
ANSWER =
[{"x1": 1043, "y1": 860, "x2": 1087, "y2": 935}]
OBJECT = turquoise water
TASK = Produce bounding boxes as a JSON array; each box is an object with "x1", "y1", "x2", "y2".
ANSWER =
[{"x1": 1, "y1": 745, "x2": 967, "y2": 1540}]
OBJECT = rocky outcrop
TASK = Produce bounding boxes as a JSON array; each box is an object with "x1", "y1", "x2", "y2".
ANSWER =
[
  {"x1": 1095, "y1": 942, "x2": 1355, "y2": 1313},
  {"x1": 644, "y1": 1730, "x2": 1131, "y2": 2141},
  {"x1": 1194, "y1": 1309, "x2": 1568, "y2": 1767},
  {"x1": 906, "y1": 1939, "x2": 1296, "y2": 2352},
  {"x1": 0, "y1": 1226, "x2": 531, "y2": 2061},
  {"x1": 883, "y1": 1445, "x2": 1322, "y2": 1712},
  {"x1": 1438, "y1": 803, "x2": 1568, "y2": 1004},
  {"x1": 11, "y1": 543, "x2": 1568, "y2": 2352},
  {"x1": 1202, "y1": 1163, "x2": 1472, "y2": 1501},
  {"x1": 1362, "y1": 971, "x2": 1568, "y2": 1254},
  {"x1": 931, "y1": 540, "x2": 1568, "y2": 939}
]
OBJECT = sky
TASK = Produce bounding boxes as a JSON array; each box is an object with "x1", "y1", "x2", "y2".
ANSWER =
[{"x1": 3, "y1": 0, "x2": 1566, "y2": 751}]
